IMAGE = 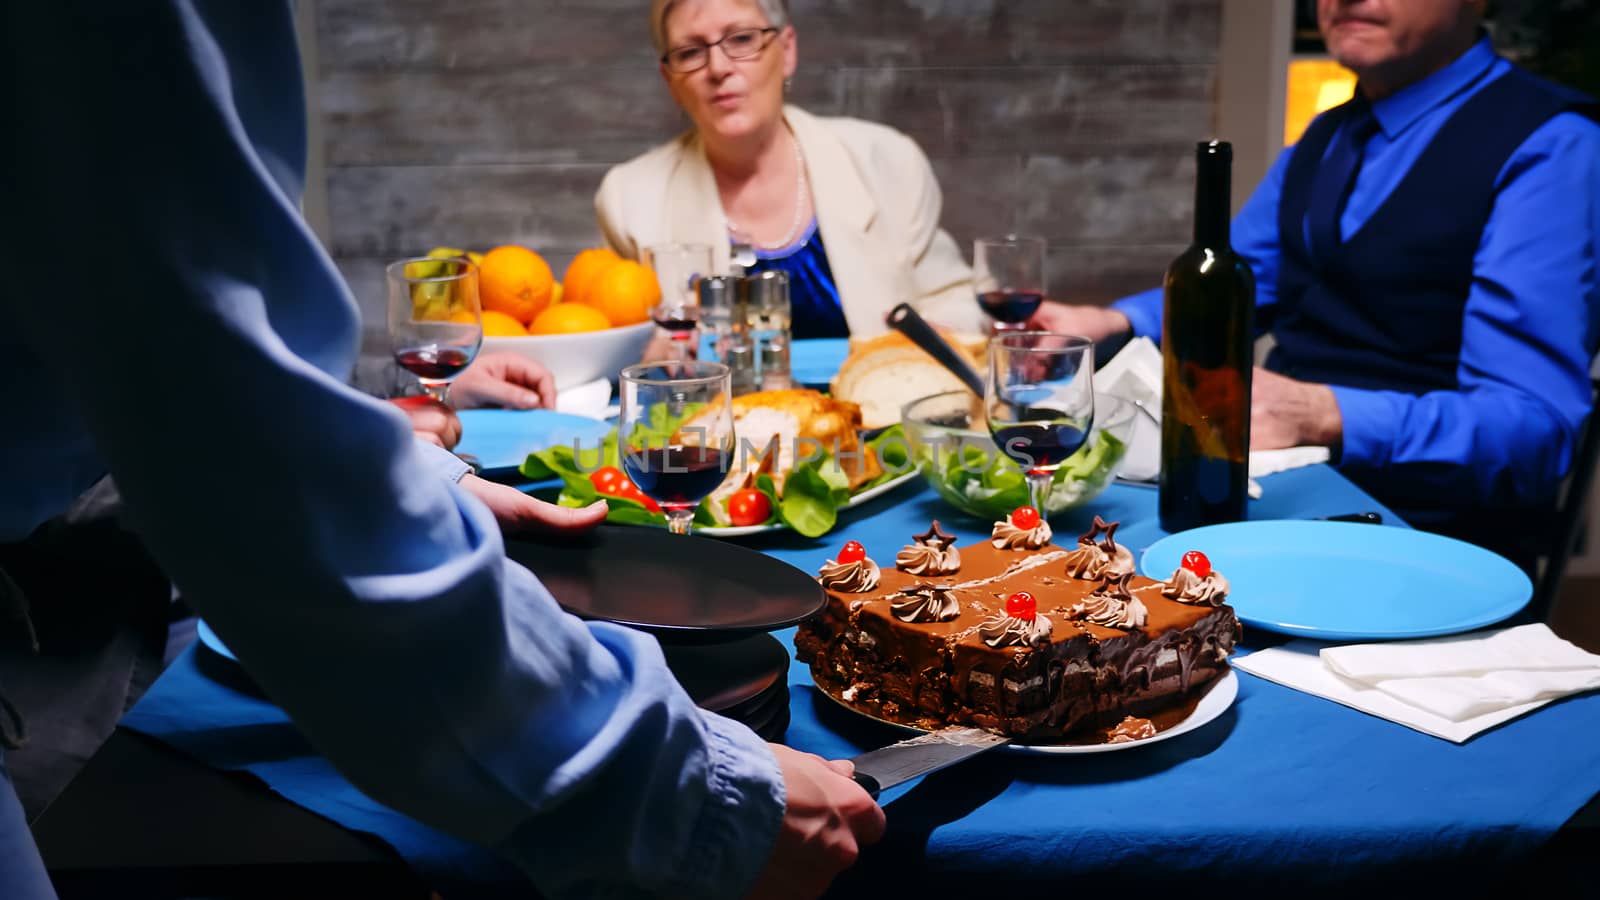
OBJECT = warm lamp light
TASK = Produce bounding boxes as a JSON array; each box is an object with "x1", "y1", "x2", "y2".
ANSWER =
[{"x1": 1285, "y1": 59, "x2": 1358, "y2": 145}]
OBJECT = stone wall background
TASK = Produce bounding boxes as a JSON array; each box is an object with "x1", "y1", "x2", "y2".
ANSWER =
[{"x1": 311, "y1": 0, "x2": 1223, "y2": 390}]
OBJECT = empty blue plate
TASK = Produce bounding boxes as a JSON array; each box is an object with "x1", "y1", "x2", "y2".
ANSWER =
[
  {"x1": 455, "y1": 409, "x2": 612, "y2": 478},
  {"x1": 1141, "y1": 521, "x2": 1531, "y2": 641}
]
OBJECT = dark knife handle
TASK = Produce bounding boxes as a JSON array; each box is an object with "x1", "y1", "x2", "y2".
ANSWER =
[
  {"x1": 1319, "y1": 511, "x2": 1383, "y2": 525},
  {"x1": 886, "y1": 303, "x2": 986, "y2": 398},
  {"x1": 852, "y1": 771, "x2": 881, "y2": 800}
]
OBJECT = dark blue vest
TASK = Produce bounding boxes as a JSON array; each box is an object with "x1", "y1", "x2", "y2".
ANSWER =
[{"x1": 1267, "y1": 66, "x2": 1589, "y2": 394}]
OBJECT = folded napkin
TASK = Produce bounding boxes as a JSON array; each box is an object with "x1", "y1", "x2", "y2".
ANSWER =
[
  {"x1": 1099, "y1": 336, "x2": 1328, "y2": 492},
  {"x1": 553, "y1": 376, "x2": 613, "y2": 420},
  {"x1": 1234, "y1": 624, "x2": 1600, "y2": 742}
]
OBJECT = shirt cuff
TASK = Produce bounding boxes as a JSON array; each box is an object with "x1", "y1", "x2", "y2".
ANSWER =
[
  {"x1": 1327, "y1": 385, "x2": 1399, "y2": 469},
  {"x1": 413, "y1": 437, "x2": 471, "y2": 483},
  {"x1": 680, "y1": 709, "x2": 786, "y2": 897},
  {"x1": 1112, "y1": 288, "x2": 1164, "y2": 341}
]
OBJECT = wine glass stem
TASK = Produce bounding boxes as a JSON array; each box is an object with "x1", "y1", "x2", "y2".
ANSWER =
[
  {"x1": 423, "y1": 382, "x2": 451, "y2": 405},
  {"x1": 1026, "y1": 470, "x2": 1055, "y2": 519},
  {"x1": 664, "y1": 508, "x2": 695, "y2": 535}
]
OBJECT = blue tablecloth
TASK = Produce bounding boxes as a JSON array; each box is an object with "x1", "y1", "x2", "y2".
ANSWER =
[
  {"x1": 120, "y1": 341, "x2": 1600, "y2": 895},
  {"x1": 121, "y1": 469, "x2": 1600, "y2": 896}
]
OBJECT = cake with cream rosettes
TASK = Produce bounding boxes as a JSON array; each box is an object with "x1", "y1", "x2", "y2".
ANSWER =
[{"x1": 794, "y1": 510, "x2": 1241, "y2": 741}]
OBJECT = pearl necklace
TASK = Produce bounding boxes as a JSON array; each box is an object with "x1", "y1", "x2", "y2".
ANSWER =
[{"x1": 724, "y1": 129, "x2": 809, "y2": 250}]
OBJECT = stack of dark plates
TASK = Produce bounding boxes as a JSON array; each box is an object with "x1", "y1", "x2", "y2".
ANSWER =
[{"x1": 505, "y1": 526, "x2": 826, "y2": 743}]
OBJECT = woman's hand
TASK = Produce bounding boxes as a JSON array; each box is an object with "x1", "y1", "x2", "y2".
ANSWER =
[
  {"x1": 390, "y1": 395, "x2": 463, "y2": 450},
  {"x1": 746, "y1": 745, "x2": 886, "y2": 900},
  {"x1": 458, "y1": 474, "x2": 608, "y2": 535},
  {"x1": 450, "y1": 352, "x2": 557, "y2": 410}
]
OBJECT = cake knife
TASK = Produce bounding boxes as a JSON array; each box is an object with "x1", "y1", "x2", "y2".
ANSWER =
[{"x1": 848, "y1": 727, "x2": 1011, "y2": 799}]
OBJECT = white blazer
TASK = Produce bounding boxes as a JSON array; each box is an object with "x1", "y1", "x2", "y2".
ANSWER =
[{"x1": 594, "y1": 105, "x2": 981, "y2": 337}]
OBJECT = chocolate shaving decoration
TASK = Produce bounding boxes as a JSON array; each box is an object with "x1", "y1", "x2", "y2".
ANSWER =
[
  {"x1": 1093, "y1": 571, "x2": 1134, "y2": 602},
  {"x1": 1096, "y1": 518, "x2": 1124, "y2": 557},
  {"x1": 913, "y1": 519, "x2": 957, "y2": 551},
  {"x1": 1076, "y1": 516, "x2": 1107, "y2": 547}
]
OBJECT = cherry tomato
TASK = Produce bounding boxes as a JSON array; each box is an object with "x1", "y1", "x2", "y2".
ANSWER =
[
  {"x1": 1181, "y1": 550, "x2": 1211, "y2": 579},
  {"x1": 727, "y1": 489, "x2": 773, "y2": 527},
  {"x1": 588, "y1": 466, "x2": 630, "y2": 496},
  {"x1": 1005, "y1": 591, "x2": 1037, "y2": 621},
  {"x1": 1010, "y1": 506, "x2": 1041, "y2": 530},
  {"x1": 622, "y1": 486, "x2": 661, "y2": 514},
  {"x1": 838, "y1": 540, "x2": 866, "y2": 564}
]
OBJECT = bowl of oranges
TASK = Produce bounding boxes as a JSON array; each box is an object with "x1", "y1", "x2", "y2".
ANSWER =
[{"x1": 456, "y1": 244, "x2": 658, "y2": 388}]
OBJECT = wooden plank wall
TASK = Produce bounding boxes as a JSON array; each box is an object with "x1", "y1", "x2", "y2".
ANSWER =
[{"x1": 313, "y1": 0, "x2": 1222, "y2": 391}]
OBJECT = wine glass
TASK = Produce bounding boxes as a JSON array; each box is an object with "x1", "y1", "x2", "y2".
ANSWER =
[
  {"x1": 985, "y1": 332, "x2": 1095, "y2": 520},
  {"x1": 974, "y1": 235, "x2": 1047, "y2": 333},
  {"x1": 618, "y1": 360, "x2": 735, "y2": 535},
  {"x1": 644, "y1": 243, "x2": 714, "y2": 362},
  {"x1": 387, "y1": 255, "x2": 482, "y2": 404}
]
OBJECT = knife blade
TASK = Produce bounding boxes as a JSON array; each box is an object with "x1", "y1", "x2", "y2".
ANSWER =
[{"x1": 849, "y1": 727, "x2": 1011, "y2": 799}]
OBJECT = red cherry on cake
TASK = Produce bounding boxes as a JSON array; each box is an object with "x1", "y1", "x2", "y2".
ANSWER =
[
  {"x1": 838, "y1": 540, "x2": 867, "y2": 564},
  {"x1": 1181, "y1": 550, "x2": 1211, "y2": 579},
  {"x1": 1005, "y1": 591, "x2": 1037, "y2": 621},
  {"x1": 1010, "y1": 506, "x2": 1041, "y2": 530}
]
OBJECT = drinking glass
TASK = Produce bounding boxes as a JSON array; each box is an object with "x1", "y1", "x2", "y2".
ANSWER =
[
  {"x1": 974, "y1": 235, "x2": 1047, "y2": 332},
  {"x1": 618, "y1": 360, "x2": 736, "y2": 535},
  {"x1": 985, "y1": 332, "x2": 1095, "y2": 519},
  {"x1": 644, "y1": 243, "x2": 714, "y2": 361},
  {"x1": 387, "y1": 256, "x2": 482, "y2": 404}
]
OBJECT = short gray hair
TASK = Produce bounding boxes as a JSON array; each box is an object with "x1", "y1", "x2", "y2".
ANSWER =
[{"x1": 650, "y1": 0, "x2": 791, "y2": 54}]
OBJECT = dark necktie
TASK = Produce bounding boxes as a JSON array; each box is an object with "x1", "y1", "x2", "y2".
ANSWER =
[{"x1": 1307, "y1": 98, "x2": 1380, "y2": 260}]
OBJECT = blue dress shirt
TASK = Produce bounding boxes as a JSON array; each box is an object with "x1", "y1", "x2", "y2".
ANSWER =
[
  {"x1": 1, "y1": 3, "x2": 782, "y2": 897},
  {"x1": 1116, "y1": 38, "x2": 1600, "y2": 505}
]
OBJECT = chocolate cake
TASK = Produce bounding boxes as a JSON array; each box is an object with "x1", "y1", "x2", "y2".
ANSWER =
[{"x1": 795, "y1": 510, "x2": 1240, "y2": 741}]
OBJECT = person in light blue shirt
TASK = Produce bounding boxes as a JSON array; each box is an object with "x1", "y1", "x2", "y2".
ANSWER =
[
  {"x1": 1036, "y1": 0, "x2": 1600, "y2": 560},
  {"x1": 0, "y1": 3, "x2": 883, "y2": 899}
]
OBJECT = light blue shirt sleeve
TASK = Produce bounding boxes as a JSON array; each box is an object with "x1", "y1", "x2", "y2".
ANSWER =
[
  {"x1": 1330, "y1": 111, "x2": 1600, "y2": 504},
  {"x1": 8, "y1": 4, "x2": 783, "y2": 897},
  {"x1": 1111, "y1": 147, "x2": 1292, "y2": 343}
]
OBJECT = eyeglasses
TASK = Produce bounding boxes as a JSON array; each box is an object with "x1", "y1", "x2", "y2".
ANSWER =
[{"x1": 661, "y1": 27, "x2": 780, "y2": 74}]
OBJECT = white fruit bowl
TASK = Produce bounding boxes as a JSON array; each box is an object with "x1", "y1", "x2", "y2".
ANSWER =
[{"x1": 482, "y1": 321, "x2": 654, "y2": 389}]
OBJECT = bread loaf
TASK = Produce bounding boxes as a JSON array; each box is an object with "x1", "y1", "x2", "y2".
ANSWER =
[{"x1": 831, "y1": 331, "x2": 986, "y2": 429}]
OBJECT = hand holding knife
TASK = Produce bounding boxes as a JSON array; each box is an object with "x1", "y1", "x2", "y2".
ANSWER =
[{"x1": 849, "y1": 727, "x2": 1011, "y2": 799}]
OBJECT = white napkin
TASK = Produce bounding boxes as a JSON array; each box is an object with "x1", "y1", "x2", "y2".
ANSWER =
[
  {"x1": 1098, "y1": 336, "x2": 1328, "y2": 491},
  {"x1": 1234, "y1": 625, "x2": 1600, "y2": 742},
  {"x1": 554, "y1": 377, "x2": 613, "y2": 420}
]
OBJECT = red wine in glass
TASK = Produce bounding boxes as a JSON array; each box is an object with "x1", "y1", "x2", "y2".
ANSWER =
[
  {"x1": 395, "y1": 345, "x2": 475, "y2": 380},
  {"x1": 990, "y1": 417, "x2": 1090, "y2": 471},
  {"x1": 978, "y1": 290, "x2": 1045, "y2": 325},
  {"x1": 653, "y1": 307, "x2": 701, "y2": 333},
  {"x1": 622, "y1": 445, "x2": 730, "y2": 507}
]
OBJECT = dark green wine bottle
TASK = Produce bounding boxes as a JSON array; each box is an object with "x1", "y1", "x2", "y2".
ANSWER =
[{"x1": 1158, "y1": 141, "x2": 1255, "y2": 532}]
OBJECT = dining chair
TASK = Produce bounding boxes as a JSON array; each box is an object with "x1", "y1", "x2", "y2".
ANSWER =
[{"x1": 1530, "y1": 377, "x2": 1600, "y2": 622}]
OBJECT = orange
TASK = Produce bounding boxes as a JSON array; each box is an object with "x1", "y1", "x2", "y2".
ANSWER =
[
  {"x1": 551, "y1": 281, "x2": 564, "y2": 305},
  {"x1": 589, "y1": 259, "x2": 659, "y2": 327},
  {"x1": 479, "y1": 245, "x2": 554, "y2": 325},
  {"x1": 446, "y1": 308, "x2": 478, "y2": 324},
  {"x1": 481, "y1": 309, "x2": 529, "y2": 336},
  {"x1": 529, "y1": 303, "x2": 612, "y2": 335},
  {"x1": 562, "y1": 247, "x2": 620, "y2": 308}
]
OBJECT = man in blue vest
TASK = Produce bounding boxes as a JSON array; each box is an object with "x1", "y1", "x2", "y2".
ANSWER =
[{"x1": 1037, "y1": 0, "x2": 1600, "y2": 564}]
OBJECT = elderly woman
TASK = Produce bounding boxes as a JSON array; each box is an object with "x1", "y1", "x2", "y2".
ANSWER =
[{"x1": 596, "y1": 0, "x2": 980, "y2": 339}]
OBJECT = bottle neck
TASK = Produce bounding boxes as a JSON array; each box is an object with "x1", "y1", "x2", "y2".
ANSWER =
[{"x1": 1193, "y1": 151, "x2": 1232, "y2": 248}]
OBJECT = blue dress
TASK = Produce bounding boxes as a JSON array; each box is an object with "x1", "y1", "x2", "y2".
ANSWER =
[{"x1": 738, "y1": 218, "x2": 849, "y2": 339}]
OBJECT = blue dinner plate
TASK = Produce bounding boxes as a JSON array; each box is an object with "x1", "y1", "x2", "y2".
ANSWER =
[
  {"x1": 455, "y1": 409, "x2": 612, "y2": 478},
  {"x1": 1141, "y1": 521, "x2": 1531, "y2": 641}
]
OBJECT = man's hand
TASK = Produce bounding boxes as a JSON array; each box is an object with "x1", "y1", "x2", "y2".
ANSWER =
[
  {"x1": 746, "y1": 745, "x2": 886, "y2": 900},
  {"x1": 458, "y1": 474, "x2": 608, "y2": 535},
  {"x1": 390, "y1": 395, "x2": 463, "y2": 450},
  {"x1": 1026, "y1": 302, "x2": 1131, "y2": 342},
  {"x1": 450, "y1": 351, "x2": 556, "y2": 410},
  {"x1": 1250, "y1": 366, "x2": 1343, "y2": 451}
]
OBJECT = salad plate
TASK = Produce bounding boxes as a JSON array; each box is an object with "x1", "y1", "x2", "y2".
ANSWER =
[{"x1": 693, "y1": 469, "x2": 921, "y2": 537}]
